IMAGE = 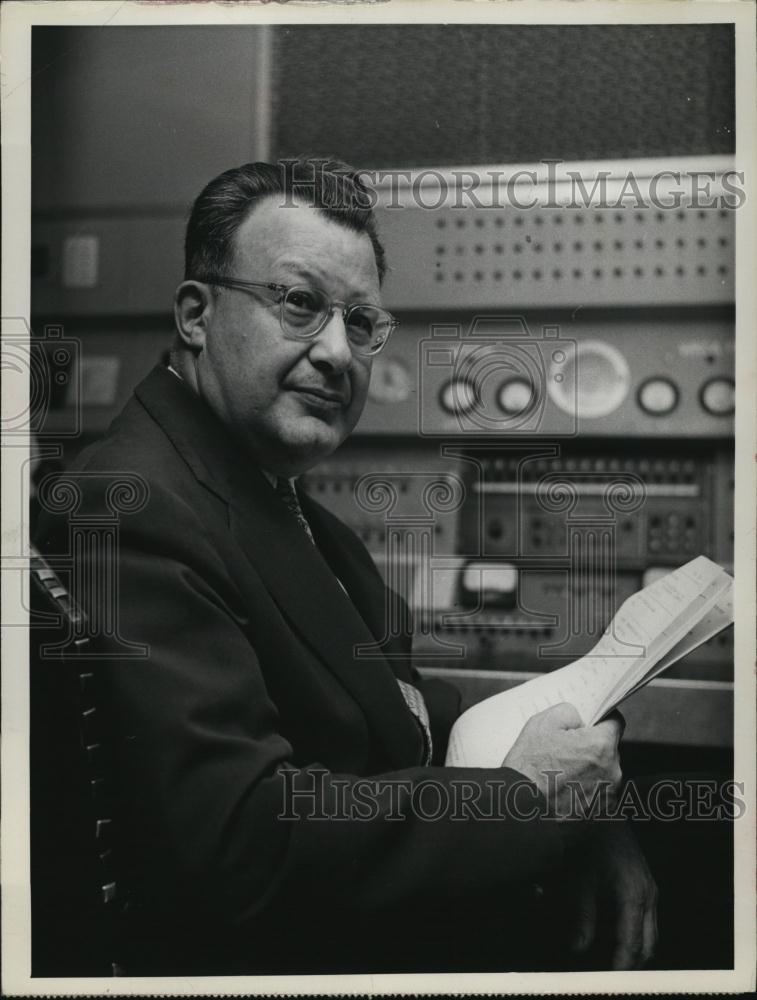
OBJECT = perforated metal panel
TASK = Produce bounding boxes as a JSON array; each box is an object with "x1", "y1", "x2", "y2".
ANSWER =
[
  {"x1": 272, "y1": 25, "x2": 734, "y2": 168},
  {"x1": 377, "y1": 201, "x2": 734, "y2": 309}
]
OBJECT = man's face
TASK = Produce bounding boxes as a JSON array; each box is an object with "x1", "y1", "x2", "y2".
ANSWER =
[{"x1": 196, "y1": 196, "x2": 380, "y2": 475}]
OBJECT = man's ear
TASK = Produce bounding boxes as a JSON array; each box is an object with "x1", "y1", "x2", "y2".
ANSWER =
[{"x1": 174, "y1": 281, "x2": 215, "y2": 354}]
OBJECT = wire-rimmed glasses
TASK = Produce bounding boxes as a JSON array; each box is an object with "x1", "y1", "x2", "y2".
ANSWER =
[{"x1": 204, "y1": 277, "x2": 398, "y2": 357}]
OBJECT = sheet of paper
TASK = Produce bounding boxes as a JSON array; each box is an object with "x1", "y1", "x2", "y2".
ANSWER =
[
  {"x1": 591, "y1": 568, "x2": 731, "y2": 720},
  {"x1": 445, "y1": 557, "x2": 732, "y2": 768},
  {"x1": 592, "y1": 565, "x2": 731, "y2": 715},
  {"x1": 619, "y1": 587, "x2": 733, "y2": 702}
]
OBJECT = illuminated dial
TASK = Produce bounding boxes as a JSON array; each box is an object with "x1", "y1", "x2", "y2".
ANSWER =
[
  {"x1": 439, "y1": 378, "x2": 477, "y2": 415},
  {"x1": 549, "y1": 340, "x2": 630, "y2": 419},
  {"x1": 367, "y1": 356, "x2": 412, "y2": 404},
  {"x1": 700, "y1": 377, "x2": 735, "y2": 416},
  {"x1": 637, "y1": 377, "x2": 679, "y2": 416},
  {"x1": 497, "y1": 377, "x2": 535, "y2": 415}
]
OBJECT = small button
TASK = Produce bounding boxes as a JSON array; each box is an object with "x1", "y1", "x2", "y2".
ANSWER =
[
  {"x1": 637, "y1": 377, "x2": 679, "y2": 416},
  {"x1": 700, "y1": 377, "x2": 735, "y2": 416},
  {"x1": 497, "y1": 377, "x2": 534, "y2": 415},
  {"x1": 439, "y1": 378, "x2": 476, "y2": 415}
]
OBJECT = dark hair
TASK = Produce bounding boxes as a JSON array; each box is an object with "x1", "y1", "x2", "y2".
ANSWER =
[{"x1": 183, "y1": 157, "x2": 387, "y2": 285}]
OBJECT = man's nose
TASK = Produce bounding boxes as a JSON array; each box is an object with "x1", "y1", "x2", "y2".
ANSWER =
[{"x1": 308, "y1": 308, "x2": 353, "y2": 373}]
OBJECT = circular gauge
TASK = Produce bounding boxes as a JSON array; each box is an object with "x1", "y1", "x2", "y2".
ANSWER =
[
  {"x1": 548, "y1": 340, "x2": 630, "y2": 419},
  {"x1": 700, "y1": 377, "x2": 735, "y2": 416},
  {"x1": 637, "y1": 377, "x2": 679, "y2": 416},
  {"x1": 439, "y1": 378, "x2": 477, "y2": 416},
  {"x1": 368, "y1": 356, "x2": 412, "y2": 404},
  {"x1": 497, "y1": 377, "x2": 535, "y2": 415}
]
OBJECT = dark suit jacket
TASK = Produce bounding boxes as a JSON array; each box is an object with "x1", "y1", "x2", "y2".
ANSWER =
[{"x1": 35, "y1": 366, "x2": 567, "y2": 975}]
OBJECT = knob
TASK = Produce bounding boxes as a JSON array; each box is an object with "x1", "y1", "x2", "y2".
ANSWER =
[
  {"x1": 700, "y1": 377, "x2": 735, "y2": 416},
  {"x1": 439, "y1": 378, "x2": 476, "y2": 416},
  {"x1": 637, "y1": 377, "x2": 679, "y2": 416},
  {"x1": 497, "y1": 377, "x2": 535, "y2": 415}
]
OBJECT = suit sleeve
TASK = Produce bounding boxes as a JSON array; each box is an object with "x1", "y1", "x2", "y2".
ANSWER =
[{"x1": 36, "y1": 474, "x2": 566, "y2": 938}]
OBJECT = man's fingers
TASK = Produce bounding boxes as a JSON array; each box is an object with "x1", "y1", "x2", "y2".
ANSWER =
[
  {"x1": 610, "y1": 895, "x2": 644, "y2": 970},
  {"x1": 570, "y1": 880, "x2": 597, "y2": 953},
  {"x1": 594, "y1": 709, "x2": 626, "y2": 747},
  {"x1": 540, "y1": 701, "x2": 583, "y2": 729},
  {"x1": 640, "y1": 898, "x2": 658, "y2": 966},
  {"x1": 605, "y1": 709, "x2": 626, "y2": 738}
]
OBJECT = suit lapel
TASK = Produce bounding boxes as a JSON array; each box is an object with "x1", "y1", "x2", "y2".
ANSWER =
[
  {"x1": 134, "y1": 367, "x2": 423, "y2": 770},
  {"x1": 227, "y1": 471, "x2": 424, "y2": 770},
  {"x1": 301, "y1": 494, "x2": 414, "y2": 670}
]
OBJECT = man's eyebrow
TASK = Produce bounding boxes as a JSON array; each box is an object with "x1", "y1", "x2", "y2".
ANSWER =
[
  {"x1": 274, "y1": 261, "x2": 320, "y2": 282},
  {"x1": 275, "y1": 261, "x2": 379, "y2": 302}
]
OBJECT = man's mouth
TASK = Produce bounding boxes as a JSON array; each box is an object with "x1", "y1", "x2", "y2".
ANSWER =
[{"x1": 290, "y1": 386, "x2": 348, "y2": 410}]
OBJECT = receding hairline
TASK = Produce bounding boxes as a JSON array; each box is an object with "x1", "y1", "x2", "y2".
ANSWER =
[{"x1": 224, "y1": 193, "x2": 383, "y2": 283}]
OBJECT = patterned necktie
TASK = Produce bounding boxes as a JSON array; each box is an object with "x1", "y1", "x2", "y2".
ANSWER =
[
  {"x1": 396, "y1": 679, "x2": 433, "y2": 766},
  {"x1": 274, "y1": 475, "x2": 432, "y2": 765},
  {"x1": 275, "y1": 477, "x2": 315, "y2": 544}
]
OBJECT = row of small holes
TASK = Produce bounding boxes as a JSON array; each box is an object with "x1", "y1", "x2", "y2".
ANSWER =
[
  {"x1": 483, "y1": 458, "x2": 698, "y2": 473},
  {"x1": 436, "y1": 264, "x2": 729, "y2": 282},
  {"x1": 437, "y1": 236, "x2": 730, "y2": 255},
  {"x1": 309, "y1": 479, "x2": 412, "y2": 494},
  {"x1": 442, "y1": 625, "x2": 556, "y2": 638},
  {"x1": 435, "y1": 209, "x2": 731, "y2": 229},
  {"x1": 358, "y1": 526, "x2": 444, "y2": 544}
]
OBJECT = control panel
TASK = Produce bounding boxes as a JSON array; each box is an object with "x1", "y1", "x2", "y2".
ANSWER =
[
  {"x1": 355, "y1": 314, "x2": 735, "y2": 439},
  {"x1": 302, "y1": 438, "x2": 733, "y2": 686}
]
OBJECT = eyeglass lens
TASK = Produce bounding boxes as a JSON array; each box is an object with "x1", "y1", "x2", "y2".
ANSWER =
[{"x1": 282, "y1": 287, "x2": 391, "y2": 353}]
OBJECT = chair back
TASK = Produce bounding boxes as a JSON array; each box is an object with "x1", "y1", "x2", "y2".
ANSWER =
[{"x1": 29, "y1": 544, "x2": 124, "y2": 976}]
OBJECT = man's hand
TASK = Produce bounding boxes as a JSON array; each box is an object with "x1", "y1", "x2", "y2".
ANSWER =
[
  {"x1": 569, "y1": 820, "x2": 658, "y2": 969},
  {"x1": 502, "y1": 702, "x2": 623, "y2": 817}
]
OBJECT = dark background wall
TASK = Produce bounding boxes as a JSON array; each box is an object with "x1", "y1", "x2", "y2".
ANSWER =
[{"x1": 32, "y1": 23, "x2": 735, "y2": 219}]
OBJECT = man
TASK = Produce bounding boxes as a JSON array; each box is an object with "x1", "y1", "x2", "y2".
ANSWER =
[{"x1": 34, "y1": 158, "x2": 657, "y2": 976}]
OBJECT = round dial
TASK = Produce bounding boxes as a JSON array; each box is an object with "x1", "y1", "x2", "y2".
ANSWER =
[
  {"x1": 548, "y1": 340, "x2": 630, "y2": 420},
  {"x1": 368, "y1": 356, "x2": 412, "y2": 404},
  {"x1": 497, "y1": 377, "x2": 535, "y2": 415},
  {"x1": 439, "y1": 378, "x2": 477, "y2": 416},
  {"x1": 700, "y1": 377, "x2": 735, "y2": 416},
  {"x1": 637, "y1": 377, "x2": 679, "y2": 416}
]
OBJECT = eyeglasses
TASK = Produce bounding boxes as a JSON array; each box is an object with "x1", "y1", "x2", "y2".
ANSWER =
[{"x1": 205, "y1": 277, "x2": 398, "y2": 356}]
